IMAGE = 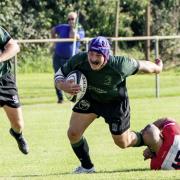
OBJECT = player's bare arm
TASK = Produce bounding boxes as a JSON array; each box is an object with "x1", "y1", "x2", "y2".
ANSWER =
[
  {"x1": 0, "y1": 38, "x2": 20, "y2": 62},
  {"x1": 138, "y1": 58, "x2": 163, "y2": 74}
]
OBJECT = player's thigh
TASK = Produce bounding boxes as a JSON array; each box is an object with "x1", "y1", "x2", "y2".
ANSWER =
[
  {"x1": 3, "y1": 105, "x2": 23, "y2": 124},
  {"x1": 68, "y1": 112, "x2": 97, "y2": 134},
  {"x1": 104, "y1": 98, "x2": 130, "y2": 135}
]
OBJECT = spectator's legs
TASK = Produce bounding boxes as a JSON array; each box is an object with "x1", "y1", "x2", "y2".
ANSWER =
[{"x1": 52, "y1": 54, "x2": 68, "y2": 103}]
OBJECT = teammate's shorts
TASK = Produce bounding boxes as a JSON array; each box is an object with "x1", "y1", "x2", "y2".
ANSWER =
[
  {"x1": 0, "y1": 73, "x2": 21, "y2": 108},
  {"x1": 73, "y1": 94, "x2": 130, "y2": 135}
]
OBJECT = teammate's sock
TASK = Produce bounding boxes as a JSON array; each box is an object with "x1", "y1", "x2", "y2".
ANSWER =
[
  {"x1": 133, "y1": 131, "x2": 145, "y2": 147},
  {"x1": 10, "y1": 128, "x2": 22, "y2": 137},
  {"x1": 71, "y1": 137, "x2": 94, "y2": 169}
]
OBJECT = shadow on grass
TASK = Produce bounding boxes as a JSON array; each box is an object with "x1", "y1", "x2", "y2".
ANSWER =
[
  {"x1": 0, "y1": 168, "x2": 150, "y2": 178},
  {"x1": 97, "y1": 168, "x2": 150, "y2": 174}
]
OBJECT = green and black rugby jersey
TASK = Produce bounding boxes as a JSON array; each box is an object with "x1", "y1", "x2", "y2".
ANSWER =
[
  {"x1": 61, "y1": 52, "x2": 139, "y2": 103},
  {"x1": 0, "y1": 26, "x2": 12, "y2": 78}
]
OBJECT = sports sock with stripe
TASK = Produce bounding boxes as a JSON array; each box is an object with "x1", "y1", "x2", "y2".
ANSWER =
[
  {"x1": 133, "y1": 131, "x2": 145, "y2": 147},
  {"x1": 71, "y1": 137, "x2": 94, "y2": 169}
]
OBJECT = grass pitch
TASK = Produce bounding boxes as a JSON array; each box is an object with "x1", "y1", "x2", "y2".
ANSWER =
[{"x1": 0, "y1": 72, "x2": 179, "y2": 179}]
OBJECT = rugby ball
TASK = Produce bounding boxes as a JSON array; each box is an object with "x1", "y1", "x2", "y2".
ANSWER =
[{"x1": 64, "y1": 70, "x2": 87, "y2": 103}]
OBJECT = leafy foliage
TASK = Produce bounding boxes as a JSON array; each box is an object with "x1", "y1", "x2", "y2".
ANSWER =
[
  {"x1": 0, "y1": 0, "x2": 22, "y2": 38},
  {"x1": 151, "y1": 0, "x2": 180, "y2": 67},
  {"x1": 0, "y1": 0, "x2": 179, "y2": 72}
]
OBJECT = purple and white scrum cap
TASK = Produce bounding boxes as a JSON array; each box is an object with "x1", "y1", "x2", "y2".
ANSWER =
[{"x1": 88, "y1": 36, "x2": 110, "y2": 60}]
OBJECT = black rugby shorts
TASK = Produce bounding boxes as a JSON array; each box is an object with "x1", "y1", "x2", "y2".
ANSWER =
[
  {"x1": 0, "y1": 73, "x2": 21, "y2": 108},
  {"x1": 73, "y1": 95, "x2": 130, "y2": 135}
]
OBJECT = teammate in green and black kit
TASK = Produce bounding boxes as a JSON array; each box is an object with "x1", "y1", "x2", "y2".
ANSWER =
[
  {"x1": 55, "y1": 36, "x2": 163, "y2": 173},
  {"x1": 0, "y1": 26, "x2": 29, "y2": 154}
]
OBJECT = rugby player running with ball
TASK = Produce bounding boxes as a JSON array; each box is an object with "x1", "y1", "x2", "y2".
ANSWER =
[{"x1": 55, "y1": 36, "x2": 163, "y2": 173}]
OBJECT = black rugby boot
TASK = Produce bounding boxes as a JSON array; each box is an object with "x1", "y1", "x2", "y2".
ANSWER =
[{"x1": 9, "y1": 128, "x2": 29, "y2": 155}]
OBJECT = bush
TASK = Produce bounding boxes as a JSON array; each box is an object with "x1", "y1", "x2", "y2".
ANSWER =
[{"x1": 17, "y1": 44, "x2": 53, "y2": 73}]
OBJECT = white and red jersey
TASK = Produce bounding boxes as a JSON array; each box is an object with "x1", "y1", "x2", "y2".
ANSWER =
[{"x1": 151, "y1": 120, "x2": 180, "y2": 170}]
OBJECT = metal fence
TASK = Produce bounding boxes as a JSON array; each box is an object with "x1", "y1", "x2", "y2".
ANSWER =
[{"x1": 15, "y1": 35, "x2": 180, "y2": 98}]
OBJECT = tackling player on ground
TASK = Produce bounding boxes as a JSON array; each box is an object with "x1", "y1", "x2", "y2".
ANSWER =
[
  {"x1": 141, "y1": 117, "x2": 180, "y2": 170},
  {"x1": 55, "y1": 36, "x2": 163, "y2": 173}
]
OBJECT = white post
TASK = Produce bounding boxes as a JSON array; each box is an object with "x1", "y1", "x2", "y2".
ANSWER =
[
  {"x1": 72, "y1": 11, "x2": 79, "y2": 56},
  {"x1": 154, "y1": 37, "x2": 160, "y2": 98}
]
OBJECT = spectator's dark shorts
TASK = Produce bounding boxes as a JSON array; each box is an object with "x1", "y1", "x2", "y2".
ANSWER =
[
  {"x1": 0, "y1": 73, "x2": 21, "y2": 108},
  {"x1": 73, "y1": 94, "x2": 130, "y2": 135}
]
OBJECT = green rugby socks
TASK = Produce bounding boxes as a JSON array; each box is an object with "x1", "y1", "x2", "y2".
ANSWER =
[
  {"x1": 71, "y1": 137, "x2": 94, "y2": 169},
  {"x1": 133, "y1": 131, "x2": 145, "y2": 147}
]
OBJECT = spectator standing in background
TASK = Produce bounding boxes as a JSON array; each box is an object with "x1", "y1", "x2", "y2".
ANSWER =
[{"x1": 51, "y1": 11, "x2": 85, "y2": 103}]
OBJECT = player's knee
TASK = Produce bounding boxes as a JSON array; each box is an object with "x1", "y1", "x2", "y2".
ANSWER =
[
  {"x1": 67, "y1": 128, "x2": 81, "y2": 141},
  {"x1": 114, "y1": 139, "x2": 128, "y2": 149}
]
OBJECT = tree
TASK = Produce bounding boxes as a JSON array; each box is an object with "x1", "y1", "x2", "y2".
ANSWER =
[
  {"x1": 151, "y1": 0, "x2": 180, "y2": 68},
  {"x1": 0, "y1": 0, "x2": 22, "y2": 39}
]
